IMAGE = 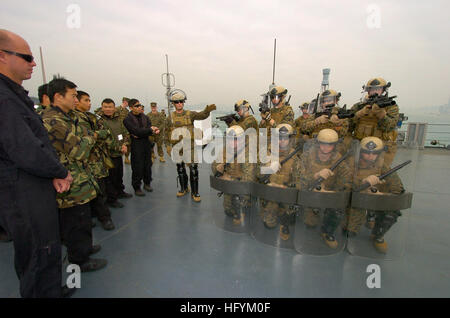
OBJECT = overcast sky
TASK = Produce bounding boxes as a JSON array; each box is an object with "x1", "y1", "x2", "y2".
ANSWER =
[{"x1": 1, "y1": 0, "x2": 449, "y2": 115}]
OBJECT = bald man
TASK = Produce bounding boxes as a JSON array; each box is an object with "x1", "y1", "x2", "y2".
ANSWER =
[{"x1": 0, "y1": 29, "x2": 74, "y2": 297}]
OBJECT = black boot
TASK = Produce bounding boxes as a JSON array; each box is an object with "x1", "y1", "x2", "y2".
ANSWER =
[
  {"x1": 190, "y1": 164, "x2": 201, "y2": 202},
  {"x1": 176, "y1": 163, "x2": 189, "y2": 197}
]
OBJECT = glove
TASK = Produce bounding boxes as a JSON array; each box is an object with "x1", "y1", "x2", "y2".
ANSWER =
[
  {"x1": 206, "y1": 104, "x2": 217, "y2": 112},
  {"x1": 370, "y1": 104, "x2": 387, "y2": 119},
  {"x1": 314, "y1": 168, "x2": 334, "y2": 180},
  {"x1": 267, "y1": 161, "x2": 281, "y2": 174},
  {"x1": 355, "y1": 105, "x2": 371, "y2": 118},
  {"x1": 329, "y1": 114, "x2": 342, "y2": 124},
  {"x1": 362, "y1": 175, "x2": 385, "y2": 187},
  {"x1": 314, "y1": 115, "x2": 328, "y2": 125},
  {"x1": 216, "y1": 163, "x2": 225, "y2": 174}
]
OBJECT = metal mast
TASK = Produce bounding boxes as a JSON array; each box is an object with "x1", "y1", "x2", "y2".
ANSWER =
[{"x1": 161, "y1": 54, "x2": 175, "y2": 116}]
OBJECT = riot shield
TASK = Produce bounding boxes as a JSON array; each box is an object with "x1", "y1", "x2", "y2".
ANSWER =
[
  {"x1": 251, "y1": 183, "x2": 298, "y2": 249},
  {"x1": 293, "y1": 138, "x2": 357, "y2": 256},
  {"x1": 346, "y1": 140, "x2": 418, "y2": 260},
  {"x1": 210, "y1": 175, "x2": 255, "y2": 234}
]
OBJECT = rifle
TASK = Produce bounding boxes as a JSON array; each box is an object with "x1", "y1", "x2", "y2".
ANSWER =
[
  {"x1": 259, "y1": 142, "x2": 303, "y2": 184},
  {"x1": 259, "y1": 93, "x2": 271, "y2": 120},
  {"x1": 214, "y1": 151, "x2": 240, "y2": 178},
  {"x1": 355, "y1": 160, "x2": 411, "y2": 192},
  {"x1": 314, "y1": 105, "x2": 355, "y2": 119},
  {"x1": 217, "y1": 113, "x2": 239, "y2": 126},
  {"x1": 357, "y1": 95, "x2": 397, "y2": 110},
  {"x1": 308, "y1": 149, "x2": 353, "y2": 191}
]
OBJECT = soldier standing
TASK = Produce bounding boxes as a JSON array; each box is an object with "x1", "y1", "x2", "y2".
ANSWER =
[
  {"x1": 300, "y1": 90, "x2": 349, "y2": 142},
  {"x1": 147, "y1": 102, "x2": 166, "y2": 162},
  {"x1": 345, "y1": 137, "x2": 404, "y2": 254},
  {"x1": 75, "y1": 90, "x2": 116, "y2": 230},
  {"x1": 42, "y1": 78, "x2": 107, "y2": 272},
  {"x1": 97, "y1": 98, "x2": 132, "y2": 208},
  {"x1": 297, "y1": 129, "x2": 352, "y2": 249},
  {"x1": 117, "y1": 97, "x2": 131, "y2": 164},
  {"x1": 259, "y1": 86, "x2": 294, "y2": 134},
  {"x1": 351, "y1": 78, "x2": 399, "y2": 166},
  {"x1": 165, "y1": 90, "x2": 216, "y2": 202},
  {"x1": 35, "y1": 83, "x2": 50, "y2": 115}
]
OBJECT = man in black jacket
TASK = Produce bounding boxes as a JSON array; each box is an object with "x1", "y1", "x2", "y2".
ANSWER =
[
  {"x1": 123, "y1": 99, "x2": 160, "y2": 196},
  {"x1": 0, "y1": 29, "x2": 73, "y2": 297}
]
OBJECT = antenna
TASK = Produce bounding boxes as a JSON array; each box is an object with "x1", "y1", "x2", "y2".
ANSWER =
[
  {"x1": 39, "y1": 46, "x2": 47, "y2": 84},
  {"x1": 272, "y1": 38, "x2": 277, "y2": 85},
  {"x1": 321, "y1": 68, "x2": 330, "y2": 93},
  {"x1": 161, "y1": 54, "x2": 175, "y2": 115}
]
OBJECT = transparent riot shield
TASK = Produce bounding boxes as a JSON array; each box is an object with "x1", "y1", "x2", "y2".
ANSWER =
[
  {"x1": 210, "y1": 175, "x2": 254, "y2": 234},
  {"x1": 251, "y1": 183, "x2": 299, "y2": 249},
  {"x1": 294, "y1": 138, "x2": 357, "y2": 256},
  {"x1": 346, "y1": 140, "x2": 418, "y2": 260}
]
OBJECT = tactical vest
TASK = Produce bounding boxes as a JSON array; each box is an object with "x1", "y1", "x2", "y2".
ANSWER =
[
  {"x1": 169, "y1": 110, "x2": 194, "y2": 143},
  {"x1": 354, "y1": 106, "x2": 398, "y2": 141},
  {"x1": 270, "y1": 105, "x2": 287, "y2": 125}
]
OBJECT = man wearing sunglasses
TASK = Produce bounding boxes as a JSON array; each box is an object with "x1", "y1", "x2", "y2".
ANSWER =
[
  {"x1": 0, "y1": 29, "x2": 74, "y2": 297},
  {"x1": 123, "y1": 99, "x2": 160, "y2": 196}
]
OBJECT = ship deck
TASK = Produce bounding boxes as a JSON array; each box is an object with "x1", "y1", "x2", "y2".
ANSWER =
[{"x1": 1, "y1": 147, "x2": 449, "y2": 298}]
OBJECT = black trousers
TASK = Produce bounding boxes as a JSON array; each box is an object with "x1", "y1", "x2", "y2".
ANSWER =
[
  {"x1": 130, "y1": 138, "x2": 153, "y2": 190},
  {"x1": 90, "y1": 177, "x2": 112, "y2": 222},
  {"x1": 106, "y1": 156, "x2": 125, "y2": 203},
  {"x1": 0, "y1": 171, "x2": 62, "y2": 298},
  {"x1": 59, "y1": 203, "x2": 93, "y2": 265}
]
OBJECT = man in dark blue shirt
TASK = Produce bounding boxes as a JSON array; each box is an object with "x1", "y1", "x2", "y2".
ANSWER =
[{"x1": 0, "y1": 29, "x2": 73, "y2": 297}]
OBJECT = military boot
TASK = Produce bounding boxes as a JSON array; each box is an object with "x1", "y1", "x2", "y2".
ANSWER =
[
  {"x1": 159, "y1": 156, "x2": 165, "y2": 163},
  {"x1": 190, "y1": 165, "x2": 201, "y2": 202},
  {"x1": 176, "y1": 164, "x2": 189, "y2": 197},
  {"x1": 321, "y1": 233, "x2": 338, "y2": 249},
  {"x1": 279, "y1": 225, "x2": 290, "y2": 241},
  {"x1": 373, "y1": 237, "x2": 388, "y2": 254}
]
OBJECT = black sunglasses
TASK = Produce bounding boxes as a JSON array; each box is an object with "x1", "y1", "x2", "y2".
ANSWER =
[
  {"x1": 173, "y1": 101, "x2": 184, "y2": 104},
  {"x1": 1, "y1": 49, "x2": 34, "y2": 63},
  {"x1": 132, "y1": 104, "x2": 143, "y2": 108}
]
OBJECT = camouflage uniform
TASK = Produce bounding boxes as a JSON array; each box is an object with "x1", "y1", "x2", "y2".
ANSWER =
[
  {"x1": 115, "y1": 106, "x2": 129, "y2": 122},
  {"x1": 231, "y1": 114, "x2": 259, "y2": 132},
  {"x1": 212, "y1": 145, "x2": 256, "y2": 224},
  {"x1": 299, "y1": 107, "x2": 350, "y2": 154},
  {"x1": 345, "y1": 153, "x2": 404, "y2": 236},
  {"x1": 42, "y1": 106, "x2": 98, "y2": 208},
  {"x1": 258, "y1": 146, "x2": 299, "y2": 233},
  {"x1": 147, "y1": 110, "x2": 166, "y2": 158},
  {"x1": 259, "y1": 104, "x2": 295, "y2": 131},
  {"x1": 35, "y1": 103, "x2": 50, "y2": 116},
  {"x1": 350, "y1": 102, "x2": 399, "y2": 166},
  {"x1": 165, "y1": 104, "x2": 216, "y2": 200},
  {"x1": 165, "y1": 105, "x2": 216, "y2": 164},
  {"x1": 296, "y1": 145, "x2": 352, "y2": 237}
]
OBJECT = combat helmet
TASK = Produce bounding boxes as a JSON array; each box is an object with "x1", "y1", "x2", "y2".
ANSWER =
[
  {"x1": 363, "y1": 77, "x2": 391, "y2": 93},
  {"x1": 299, "y1": 102, "x2": 309, "y2": 110},
  {"x1": 169, "y1": 89, "x2": 187, "y2": 103},
  {"x1": 360, "y1": 136, "x2": 386, "y2": 154},
  {"x1": 234, "y1": 99, "x2": 251, "y2": 112},
  {"x1": 319, "y1": 89, "x2": 341, "y2": 107},
  {"x1": 276, "y1": 123, "x2": 294, "y2": 138},
  {"x1": 226, "y1": 125, "x2": 245, "y2": 138},
  {"x1": 317, "y1": 128, "x2": 339, "y2": 144}
]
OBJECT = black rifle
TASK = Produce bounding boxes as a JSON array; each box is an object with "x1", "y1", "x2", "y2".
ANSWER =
[
  {"x1": 214, "y1": 151, "x2": 240, "y2": 178},
  {"x1": 357, "y1": 95, "x2": 397, "y2": 110},
  {"x1": 308, "y1": 149, "x2": 353, "y2": 191},
  {"x1": 259, "y1": 93, "x2": 271, "y2": 119},
  {"x1": 217, "y1": 113, "x2": 239, "y2": 126},
  {"x1": 356, "y1": 160, "x2": 411, "y2": 192},
  {"x1": 314, "y1": 104, "x2": 355, "y2": 119},
  {"x1": 259, "y1": 142, "x2": 303, "y2": 184}
]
